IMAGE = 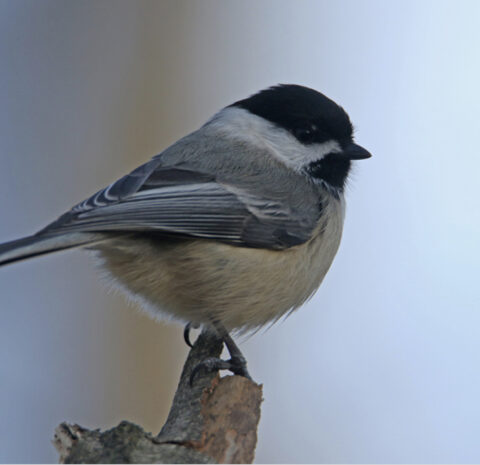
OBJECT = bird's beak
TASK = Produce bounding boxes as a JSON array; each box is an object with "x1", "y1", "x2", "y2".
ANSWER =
[{"x1": 340, "y1": 143, "x2": 372, "y2": 160}]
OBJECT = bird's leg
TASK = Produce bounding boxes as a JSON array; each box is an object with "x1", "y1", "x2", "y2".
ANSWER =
[
  {"x1": 213, "y1": 321, "x2": 251, "y2": 379},
  {"x1": 189, "y1": 321, "x2": 252, "y2": 385}
]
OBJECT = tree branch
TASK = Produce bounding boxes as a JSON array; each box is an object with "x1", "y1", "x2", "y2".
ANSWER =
[{"x1": 53, "y1": 331, "x2": 263, "y2": 463}]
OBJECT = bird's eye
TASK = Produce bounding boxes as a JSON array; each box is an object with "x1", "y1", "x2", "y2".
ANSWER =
[{"x1": 293, "y1": 124, "x2": 318, "y2": 143}]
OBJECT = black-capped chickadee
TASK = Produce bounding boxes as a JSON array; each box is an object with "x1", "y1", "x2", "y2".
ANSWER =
[{"x1": 0, "y1": 84, "x2": 370, "y2": 379}]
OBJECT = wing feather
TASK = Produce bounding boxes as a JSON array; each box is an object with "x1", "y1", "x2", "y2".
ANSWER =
[{"x1": 39, "y1": 159, "x2": 317, "y2": 249}]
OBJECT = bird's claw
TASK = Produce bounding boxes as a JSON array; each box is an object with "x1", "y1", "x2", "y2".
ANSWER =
[
  {"x1": 183, "y1": 322, "x2": 200, "y2": 348},
  {"x1": 183, "y1": 322, "x2": 194, "y2": 348}
]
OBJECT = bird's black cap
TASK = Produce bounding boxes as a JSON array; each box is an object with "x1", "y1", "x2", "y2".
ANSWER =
[{"x1": 231, "y1": 84, "x2": 354, "y2": 145}]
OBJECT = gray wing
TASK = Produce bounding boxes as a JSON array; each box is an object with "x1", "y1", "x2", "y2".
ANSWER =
[{"x1": 39, "y1": 157, "x2": 319, "y2": 250}]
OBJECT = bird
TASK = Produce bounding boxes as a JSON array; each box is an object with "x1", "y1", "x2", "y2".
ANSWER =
[{"x1": 0, "y1": 84, "x2": 370, "y2": 379}]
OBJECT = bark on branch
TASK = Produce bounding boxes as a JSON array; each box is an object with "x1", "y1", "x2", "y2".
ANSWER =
[{"x1": 53, "y1": 331, "x2": 263, "y2": 464}]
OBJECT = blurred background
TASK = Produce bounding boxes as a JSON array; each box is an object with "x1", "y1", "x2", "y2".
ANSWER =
[{"x1": 0, "y1": 0, "x2": 479, "y2": 462}]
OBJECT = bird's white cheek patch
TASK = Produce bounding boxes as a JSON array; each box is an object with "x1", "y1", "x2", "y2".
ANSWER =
[
  {"x1": 303, "y1": 140, "x2": 342, "y2": 164},
  {"x1": 265, "y1": 138, "x2": 342, "y2": 172}
]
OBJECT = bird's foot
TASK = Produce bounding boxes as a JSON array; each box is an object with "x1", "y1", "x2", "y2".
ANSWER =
[
  {"x1": 189, "y1": 321, "x2": 251, "y2": 385},
  {"x1": 189, "y1": 353, "x2": 251, "y2": 386}
]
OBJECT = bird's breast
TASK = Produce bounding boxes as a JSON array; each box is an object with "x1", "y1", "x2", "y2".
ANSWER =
[{"x1": 93, "y1": 195, "x2": 345, "y2": 333}]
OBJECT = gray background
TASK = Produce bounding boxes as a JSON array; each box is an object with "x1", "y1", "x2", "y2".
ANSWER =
[{"x1": 0, "y1": 0, "x2": 479, "y2": 462}]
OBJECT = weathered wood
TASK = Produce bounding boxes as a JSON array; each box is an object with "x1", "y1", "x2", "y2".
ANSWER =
[{"x1": 54, "y1": 331, "x2": 263, "y2": 463}]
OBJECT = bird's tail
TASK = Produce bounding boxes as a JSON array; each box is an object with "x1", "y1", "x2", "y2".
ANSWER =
[{"x1": 0, "y1": 232, "x2": 107, "y2": 267}]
